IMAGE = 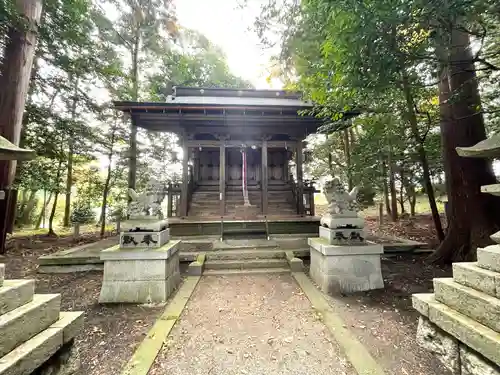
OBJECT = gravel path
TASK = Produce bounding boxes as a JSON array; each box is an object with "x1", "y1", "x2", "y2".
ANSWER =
[{"x1": 149, "y1": 274, "x2": 355, "y2": 375}]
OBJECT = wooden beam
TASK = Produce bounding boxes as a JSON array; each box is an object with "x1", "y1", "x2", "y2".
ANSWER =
[
  {"x1": 186, "y1": 140, "x2": 297, "y2": 148},
  {"x1": 262, "y1": 140, "x2": 268, "y2": 215},
  {"x1": 219, "y1": 142, "x2": 226, "y2": 216},
  {"x1": 296, "y1": 140, "x2": 304, "y2": 215},
  {"x1": 180, "y1": 136, "x2": 189, "y2": 217}
]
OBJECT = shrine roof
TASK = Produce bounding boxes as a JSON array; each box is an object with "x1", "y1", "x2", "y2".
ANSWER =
[
  {"x1": 114, "y1": 87, "x2": 314, "y2": 111},
  {"x1": 112, "y1": 87, "x2": 357, "y2": 135}
]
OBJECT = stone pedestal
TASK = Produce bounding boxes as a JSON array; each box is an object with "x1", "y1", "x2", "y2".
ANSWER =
[
  {"x1": 412, "y1": 245, "x2": 500, "y2": 375},
  {"x1": 99, "y1": 240, "x2": 181, "y2": 304},
  {"x1": 308, "y1": 227, "x2": 384, "y2": 294},
  {"x1": 120, "y1": 228, "x2": 170, "y2": 248}
]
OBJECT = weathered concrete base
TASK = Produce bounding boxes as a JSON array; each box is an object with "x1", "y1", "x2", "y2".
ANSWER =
[
  {"x1": 99, "y1": 241, "x2": 181, "y2": 303},
  {"x1": 119, "y1": 228, "x2": 170, "y2": 248},
  {"x1": 309, "y1": 238, "x2": 384, "y2": 294},
  {"x1": 319, "y1": 215, "x2": 364, "y2": 230},
  {"x1": 286, "y1": 251, "x2": 304, "y2": 272},
  {"x1": 416, "y1": 316, "x2": 500, "y2": 375},
  {"x1": 121, "y1": 218, "x2": 168, "y2": 232},
  {"x1": 188, "y1": 254, "x2": 205, "y2": 276},
  {"x1": 318, "y1": 226, "x2": 365, "y2": 245}
]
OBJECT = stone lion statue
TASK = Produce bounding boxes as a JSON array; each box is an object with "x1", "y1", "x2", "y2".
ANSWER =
[
  {"x1": 128, "y1": 178, "x2": 166, "y2": 218},
  {"x1": 323, "y1": 178, "x2": 359, "y2": 215}
]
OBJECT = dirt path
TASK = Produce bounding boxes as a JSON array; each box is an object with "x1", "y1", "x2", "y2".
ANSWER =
[{"x1": 150, "y1": 274, "x2": 356, "y2": 375}]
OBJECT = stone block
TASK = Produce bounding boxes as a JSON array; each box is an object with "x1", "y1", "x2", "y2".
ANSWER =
[
  {"x1": 0, "y1": 263, "x2": 4, "y2": 286},
  {"x1": 0, "y1": 294, "x2": 61, "y2": 358},
  {"x1": 308, "y1": 238, "x2": 383, "y2": 256},
  {"x1": 103, "y1": 260, "x2": 170, "y2": 281},
  {"x1": 309, "y1": 246, "x2": 384, "y2": 294},
  {"x1": 426, "y1": 296, "x2": 500, "y2": 366},
  {"x1": 50, "y1": 311, "x2": 84, "y2": 344},
  {"x1": 453, "y1": 262, "x2": 500, "y2": 298},
  {"x1": 120, "y1": 229, "x2": 170, "y2": 248},
  {"x1": 319, "y1": 217, "x2": 365, "y2": 230},
  {"x1": 478, "y1": 245, "x2": 500, "y2": 273},
  {"x1": 460, "y1": 345, "x2": 500, "y2": 375},
  {"x1": 101, "y1": 240, "x2": 180, "y2": 261},
  {"x1": 99, "y1": 243, "x2": 180, "y2": 303},
  {"x1": 434, "y1": 278, "x2": 500, "y2": 333},
  {"x1": 285, "y1": 251, "x2": 304, "y2": 272},
  {"x1": 0, "y1": 279, "x2": 34, "y2": 315},
  {"x1": 99, "y1": 279, "x2": 176, "y2": 303},
  {"x1": 0, "y1": 324, "x2": 63, "y2": 375},
  {"x1": 319, "y1": 226, "x2": 366, "y2": 245},
  {"x1": 121, "y1": 218, "x2": 168, "y2": 232},
  {"x1": 412, "y1": 293, "x2": 434, "y2": 317},
  {"x1": 188, "y1": 261, "x2": 203, "y2": 276},
  {"x1": 416, "y1": 316, "x2": 460, "y2": 374}
]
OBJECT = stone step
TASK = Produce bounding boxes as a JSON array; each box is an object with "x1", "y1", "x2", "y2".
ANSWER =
[
  {"x1": 0, "y1": 280, "x2": 35, "y2": 315},
  {"x1": 0, "y1": 294, "x2": 61, "y2": 358},
  {"x1": 203, "y1": 267, "x2": 291, "y2": 276},
  {"x1": 0, "y1": 311, "x2": 84, "y2": 375},
  {"x1": 205, "y1": 250, "x2": 286, "y2": 260},
  {"x1": 477, "y1": 245, "x2": 500, "y2": 272},
  {"x1": 452, "y1": 262, "x2": 500, "y2": 298},
  {"x1": 433, "y1": 278, "x2": 500, "y2": 333},
  {"x1": 204, "y1": 259, "x2": 288, "y2": 270},
  {"x1": 0, "y1": 264, "x2": 4, "y2": 287},
  {"x1": 412, "y1": 293, "x2": 500, "y2": 366}
]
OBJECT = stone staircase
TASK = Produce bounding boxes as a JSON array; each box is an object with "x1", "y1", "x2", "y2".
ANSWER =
[
  {"x1": 188, "y1": 185, "x2": 298, "y2": 218},
  {"x1": 0, "y1": 263, "x2": 84, "y2": 375},
  {"x1": 412, "y1": 246, "x2": 500, "y2": 374},
  {"x1": 188, "y1": 239, "x2": 304, "y2": 275}
]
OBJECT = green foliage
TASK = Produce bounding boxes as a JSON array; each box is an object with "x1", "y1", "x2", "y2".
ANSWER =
[{"x1": 70, "y1": 203, "x2": 95, "y2": 224}]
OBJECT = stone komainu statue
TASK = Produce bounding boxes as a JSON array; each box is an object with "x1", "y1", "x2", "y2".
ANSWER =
[
  {"x1": 323, "y1": 178, "x2": 359, "y2": 215},
  {"x1": 128, "y1": 178, "x2": 166, "y2": 218}
]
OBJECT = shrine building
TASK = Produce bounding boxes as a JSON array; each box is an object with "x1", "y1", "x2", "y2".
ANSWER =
[{"x1": 114, "y1": 87, "x2": 351, "y2": 237}]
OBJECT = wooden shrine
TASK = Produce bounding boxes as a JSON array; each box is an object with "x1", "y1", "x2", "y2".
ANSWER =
[{"x1": 114, "y1": 87, "x2": 352, "y2": 236}]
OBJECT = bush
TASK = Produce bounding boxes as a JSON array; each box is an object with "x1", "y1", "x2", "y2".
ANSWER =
[
  {"x1": 70, "y1": 203, "x2": 95, "y2": 224},
  {"x1": 357, "y1": 185, "x2": 376, "y2": 209}
]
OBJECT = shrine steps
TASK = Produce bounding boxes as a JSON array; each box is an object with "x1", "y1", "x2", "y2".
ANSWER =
[{"x1": 0, "y1": 264, "x2": 83, "y2": 375}]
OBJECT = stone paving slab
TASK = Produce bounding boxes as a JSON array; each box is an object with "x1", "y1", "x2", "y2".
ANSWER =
[{"x1": 149, "y1": 274, "x2": 356, "y2": 375}]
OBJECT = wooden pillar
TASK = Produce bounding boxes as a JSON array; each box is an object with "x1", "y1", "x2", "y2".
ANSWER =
[
  {"x1": 219, "y1": 142, "x2": 226, "y2": 216},
  {"x1": 296, "y1": 140, "x2": 304, "y2": 215},
  {"x1": 193, "y1": 149, "x2": 200, "y2": 185},
  {"x1": 180, "y1": 137, "x2": 189, "y2": 217},
  {"x1": 261, "y1": 140, "x2": 268, "y2": 215},
  {"x1": 167, "y1": 183, "x2": 173, "y2": 217}
]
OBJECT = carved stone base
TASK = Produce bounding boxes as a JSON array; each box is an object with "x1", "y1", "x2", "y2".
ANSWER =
[
  {"x1": 99, "y1": 241, "x2": 181, "y2": 304},
  {"x1": 319, "y1": 226, "x2": 365, "y2": 245},
  {"x1": 120, "y1": 229, "x2": 170, "y2": 248},
  {"x1": 121, "y1": 218, "x2": 168, "y2": 232},
  {"x1": 320, "y1": 214, "x2": 364, "y2": 229},
  {"x1": 309, "y1": 237, "x2": 384, "y2": 294}
]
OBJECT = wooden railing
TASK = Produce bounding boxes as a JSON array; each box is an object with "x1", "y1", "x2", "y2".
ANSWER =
[
  {"x1": 166, "y1": 183, "x2": 181, "y2": 217},
  {"x1": 290, "y1": 177, "x2": 318, "y2": 216}
]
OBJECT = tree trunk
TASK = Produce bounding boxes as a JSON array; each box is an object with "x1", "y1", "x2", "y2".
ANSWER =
[
  {"x1": 429, "y1": 29, "x2": 500, "y2": 264},
  {"x1": 36, "y1": 191, "x2": 52, "y2": 229},
  {"x1": 401, "y1": 73, "x2": 444, "y2": 241},
  {"x1": 63, "y1": 144, "x2": 73, "y2": 227},
  {"x1": 20, "y1": 190, "x2": 37, "y2": 225},
  {"x1": 387, "y1": 150, "x2": 398, "y2": 221},
  {"x1": 127, "y1": 31, "x2": 140, "y2": 197},
  {"x1": 381, "y1": 158, "x2": 391, "y2": 217},
  {"x1": 0, "y1": 0, "x2": 43, "y2": 253},
  {"x1": 343, "y1": 129, "x2": 353, "y2": 190},
  {"x1": 48, "y1": 191, "x2": 59, "y2": 236},
  {"x1": 63, "y1": 78, "x2": 78, "y2": 227},
  {"x1": 48, "y1": 160, "x2": 63, "y2": 235}
]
